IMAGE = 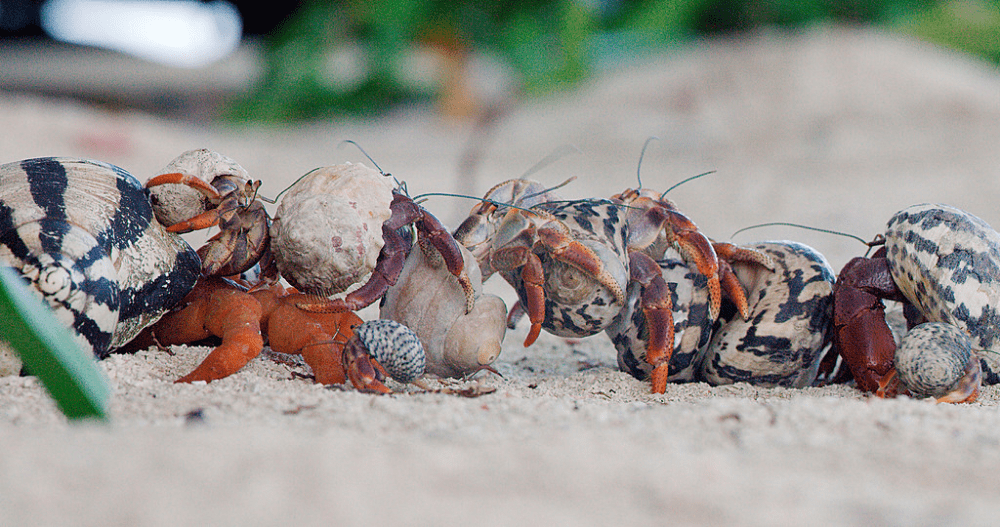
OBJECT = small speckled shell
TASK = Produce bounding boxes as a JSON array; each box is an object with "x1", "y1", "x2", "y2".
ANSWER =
[
  {"x1": 353, "y1": 319, "x2": 426, "y2": 383},
  {"x1": 270, "y1": 163, "x2": 395, "y2": 296},
  {"x1": 146, "y1": 149, "x2": 251, "y2": 227},
  {"x1": 701, "y1": 241, "x2": 835, "y2": 388},
  {"x1": 896, "y1": 322, "x2": 979, "y2": 398},
  {"x1": 380, "y1": 243, "x2": 506, "y2": 378},
  {"x1": 885, "y1": 204, "x2": 1000, "y2": 383}
]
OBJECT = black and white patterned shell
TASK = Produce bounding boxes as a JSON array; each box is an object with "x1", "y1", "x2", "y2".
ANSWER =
[
  {"x1": 884, "y1": 204, "x2": 1000, "y2": 383},
  {"x1": 502, "y1": 200, "x2": 629, "y2": 338},
  {"x1": 610, "y1": 241, "x2": 834, "y2": 387},
  {"x1": 607, "y1": 247, "x2": 713, "y2": 383},
  {"x1": 700, "y1": 241, "x2": 834, "y2": 387},
  {"x1": 351, "y1": 319, "x2": 426, "y2": 383},
  {"x1": 0, "y1": 158, "x2": 200, "y2": 357},
  {"x1": 895, "y1": 322, "x2": 980, "y2": 398}
]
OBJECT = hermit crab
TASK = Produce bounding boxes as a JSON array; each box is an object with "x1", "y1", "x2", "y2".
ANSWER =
[
  {"x1": 454, "y1": 176, "x2": 772, "y2": 393},
  {"x1": 832, "y1": 203, "x2": 1000, "y2": 402},
  {"x1": 269, "y1": 161, "x2": 475, "y2": 314},
  {"x1": 380, "y1": 238, "x2": 506, "y2": 378},
  {"x1": 609, "y1": 240, "x2": 834, "y2": 387},
  {"x1": 0, "y1": 157, "x2": 201, "y2": 358},
  {"x1": 145, "y1": 148, "x2": 270, "y2": 278},
  {"x1": 128, "y1": 276, "x2": 411, "y2": 392}
]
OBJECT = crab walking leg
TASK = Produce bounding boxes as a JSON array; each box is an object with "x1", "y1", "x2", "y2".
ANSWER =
[
  {"x1": 159, "y1": 280, "x2": 266, "y2": 383},
  {"x1": 934, "y1": 359, "x2": 982, "y2": 403},
  {"x1": 659, "y1": 209, "x2": 722, "y2": 320},
  {"x1": 146, "y1": 172, "x2": 224, "y2": 232},
  {"x1": 629, "y1": 251, "x2": 675, "y2": 393},
  {"x1": 537, "y1": 223, "x2": 627, "y2": 305},
  {"x1": 265, "y1": 295, "x2": 365, "y2": 386},
  {"x1": 713, "y1": 241, "x2": 775, "y2": 319},
  {"x1": 415, "y1": 208, "x2": 476, "y2": 314},
  {"x1": 520, "y1": 252, "x2": 546, "y2": 346}
]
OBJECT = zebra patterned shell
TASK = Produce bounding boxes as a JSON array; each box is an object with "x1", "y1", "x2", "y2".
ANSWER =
[
  {"x1": 607, "y1": 247, "x2": 713, "y2": 383},
  {"x1": 884, "y1": 204, "x2": 1000, "y2": 383},
  {"x1": 0, "y1": 158, "x2": 200, "y2": 357},
  {"x1": 896, "y1": 322, "x2": 979, "y2": 398},
  {"x1": 352, "y1": 319, "x2": 426, "y2": 383},
  {"x1": 503, "y1": 200, "x2": 629, "y2": 338},
  {"x1": 701, "y1": 241, "x2": 834, "y2": 387}
]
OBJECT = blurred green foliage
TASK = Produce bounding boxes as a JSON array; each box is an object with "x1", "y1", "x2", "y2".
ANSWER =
[{"x1": 225, "y1": 0, "x2": 1000, "y2": 121}]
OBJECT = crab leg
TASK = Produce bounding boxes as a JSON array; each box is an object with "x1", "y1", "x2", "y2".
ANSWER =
[
  {"x1": 629, "y1": 251, "x2": 675, "y2": 393},
  {"x1": 537, "y1": 222, "x2": 626, "y2": 305},
  {"x1": 712, "y1": 242, "x2": 774, "y2": 319},
  {"x1": 161, "y1": 279, "x2": 266, "y2": 383},
  {"x1": 414, "y1": 205, "x2": 476, "y2": 313},
  {"x1": 521, "y1": 252, "x2": 546, "y2": 346}
]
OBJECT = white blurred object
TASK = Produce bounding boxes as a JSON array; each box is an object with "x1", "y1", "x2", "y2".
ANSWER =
[{"x1": 40, "y1": 0, "x2": 242, "y2": 68}]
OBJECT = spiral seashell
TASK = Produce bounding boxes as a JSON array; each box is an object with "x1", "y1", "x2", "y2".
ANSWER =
[
  {"x1": 350, "y1": 319, "x2": 426, "y2": 384},
  {"x1": 0, "y1": 157, "x2": 200, "y2": 357},
  {"x1": 896, "y1": 322, "x2": 981, "y2": 399}
]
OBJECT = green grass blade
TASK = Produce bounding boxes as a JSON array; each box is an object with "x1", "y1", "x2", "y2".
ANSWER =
[{"x1": 0, "y1": 266, "x2": 109, "y2": 420}]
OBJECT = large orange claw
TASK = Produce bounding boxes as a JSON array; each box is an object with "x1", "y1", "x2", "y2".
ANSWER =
[
  {"x1": 629, "y1": 251, "x2": 675, "y2": 393},
  {"x1": 521, "y1": 252, "x2": 545, "y2": 346}
]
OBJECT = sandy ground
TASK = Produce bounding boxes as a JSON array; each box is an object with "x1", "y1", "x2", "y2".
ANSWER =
[{"x1": 3, "y1": 26, "x2": 1000, "y2": 525}]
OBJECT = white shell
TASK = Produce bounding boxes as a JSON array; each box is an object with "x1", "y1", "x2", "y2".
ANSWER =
[
  {"x1": 380, "y1": 242, "x2": 506, "y2": 378},
  {"x1": 896, "y1": 322, "x2": 979, "y2": 398},
  {"x1": 271, "y1": 163, "x2": 395, "y2": 296},
  {"x1": 146, "y1": 149, "x2": 251, "y2": 227}
]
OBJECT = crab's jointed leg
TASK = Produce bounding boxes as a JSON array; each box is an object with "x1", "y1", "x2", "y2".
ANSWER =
[{"x1": 628, "y1": 251, "x2": 675, "y2": 394}]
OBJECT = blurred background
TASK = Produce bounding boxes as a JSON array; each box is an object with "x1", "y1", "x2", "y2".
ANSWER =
[{"x1": 1, "y1": 0, "x2": 998, "y2": 122}]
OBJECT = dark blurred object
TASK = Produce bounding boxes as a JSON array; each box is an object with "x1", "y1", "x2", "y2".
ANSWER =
[{"x1": 0, "y1": 0, "x2": 42, "y2": 36}]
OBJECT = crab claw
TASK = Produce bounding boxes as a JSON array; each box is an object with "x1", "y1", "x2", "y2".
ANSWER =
[{"x1": 342, "y1": 337, "x2": 392, "y2": 394}]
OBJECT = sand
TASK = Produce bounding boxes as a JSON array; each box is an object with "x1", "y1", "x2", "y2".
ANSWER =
[{"x1": 3, "y1": 26, "x2": 1000, "y2": 525}]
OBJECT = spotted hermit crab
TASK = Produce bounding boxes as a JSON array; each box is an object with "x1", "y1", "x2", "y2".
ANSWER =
[
  {"x1": 0, "y1": 157, "x2": 201, "y2": 358},
  {"x1": 833, "y1": 203, "x2": 1000, "y2": 402},
  {"x1": 609, "y1": 240, "x2": 835, "y2": 387},
  {"x1": 453, "y1": 176, "x2": 773, "y2": 393}
]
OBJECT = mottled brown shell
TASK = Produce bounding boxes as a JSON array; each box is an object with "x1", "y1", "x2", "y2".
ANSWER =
[{"x1": 270, "y1": 162, "x2": 395, "y2": 296}]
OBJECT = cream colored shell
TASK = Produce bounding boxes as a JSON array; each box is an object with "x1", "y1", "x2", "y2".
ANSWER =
[
  {"x1": 271, "y1": 162, "x2": 395, "y2": 296},
  {"x1": 380, "y1": 243, "x2": 506, "y2": 378},
  {"x1": 146, "y1": 148, "x2": 252, "y2": 227}
]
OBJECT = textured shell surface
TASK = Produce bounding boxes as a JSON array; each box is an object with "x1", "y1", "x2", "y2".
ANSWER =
[
  {"x1": 353, "y1": 319, "x2": 426, "y2": 383},
  {"x1": 380, "y1": 243, "x2": 506, "y2": 378},
  {"x1": 146, "y1": 149, "x2": 252, "y2": 227},
  {"x1": 896, "y1": 322, "x2": 978, "y2": 398},
  {"x1": 503, "y1": 200, "x2": 629, "y2": 338},
  {"x1": 701, "y1": 241, "x2": 835, "y2": 388},
  {"x1": 271, "y1": 162, "x2": 395, "y2": 296},
  {"x1": 607, "y1": 247, "x2": 713, "y2": 383},
  {"x1": 0, "y1": 158, "x2": 200, "y2": 357},
  {"x1": 884, "y1": 203, "x2": 1000, "y2": 383}
]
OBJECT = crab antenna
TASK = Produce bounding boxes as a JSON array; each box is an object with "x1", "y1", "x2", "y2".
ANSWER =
[
  {"x1": 411, "y1": 192, "x2": 538, "y2": 215},
  {"x1": 731, "y1": 221, "x2": 871, "y2": 246},
  {"x1": 518, "y1": 144, "x2": 582, "y2": 182},
  {"x1": 635, "y1": 136, "x2": 660, "y2": 189},
  {"x1": 519, "y1": 176, "x2": 578, "y2": 204},
  {"x1": 340, "y1": 139, "x2": 405, "y2": 189},
  {"x1": 660, "y1": 170, "x2": 716, "y2": 198}
]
